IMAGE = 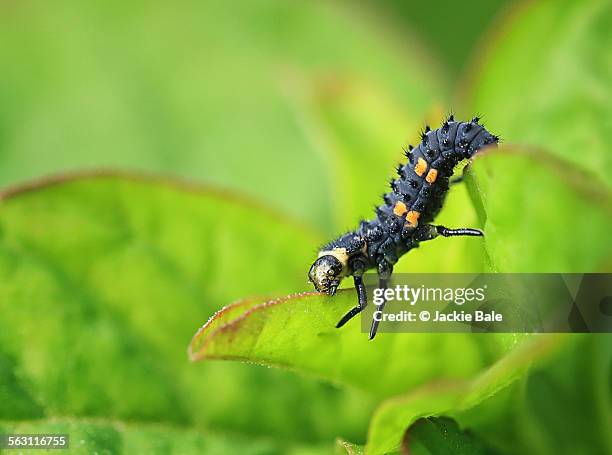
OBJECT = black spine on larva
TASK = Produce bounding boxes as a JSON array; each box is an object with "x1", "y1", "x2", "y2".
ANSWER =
[{"x1": 379, "y1": 118, "x2": 497, "y2": 229}]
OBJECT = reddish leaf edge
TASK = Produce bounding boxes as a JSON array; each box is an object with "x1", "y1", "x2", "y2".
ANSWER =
[{"x1": 188, "y1": 289, "x2": 353, "y2": 363}]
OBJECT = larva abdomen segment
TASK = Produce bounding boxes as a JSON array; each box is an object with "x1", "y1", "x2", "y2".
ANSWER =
[{"x1": 385, "y1": 117, "x2": 498, "y2": 231}]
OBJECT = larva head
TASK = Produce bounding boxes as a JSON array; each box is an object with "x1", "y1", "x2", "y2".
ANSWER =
[{"x1": 308, "y1": 255, "x2": 343, "y2": 295}]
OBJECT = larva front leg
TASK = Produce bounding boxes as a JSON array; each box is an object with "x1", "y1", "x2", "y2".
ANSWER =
[
  {"x1": 336, "y1": 258, "x2": 367, "y2": 328},
  {"x1": 369, "y1": 259, "x2": 393, "y2": 340}
]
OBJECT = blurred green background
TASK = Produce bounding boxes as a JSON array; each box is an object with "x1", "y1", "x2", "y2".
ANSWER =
[
  {"x1": 0, "y1": 0, "x2": 512, "y2": 232},
  {"x1": 0, "y1": 0, "x2": 611, "y2": 454}
]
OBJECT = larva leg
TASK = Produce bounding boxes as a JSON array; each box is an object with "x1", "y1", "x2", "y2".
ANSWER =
[
  {"x1": 414, "y1": 224, "x2": 483, "y2": 241},
  {"x1": 336, "y1": 259, "x2": 367, "y2": 328},
  {"x1": 336, "y1": 274, "x2": 367, "y2": 328},
  {"x1": 435, "y1": 226, "x2": 483, "y2": 237},
  {"x1": 369, "y1": 260, "x2": 393, "y2": 340}
]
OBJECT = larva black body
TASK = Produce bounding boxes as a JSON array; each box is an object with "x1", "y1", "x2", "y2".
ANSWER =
[{"x1": 308, "y1": 116, "x2": 499, "y2": 339}]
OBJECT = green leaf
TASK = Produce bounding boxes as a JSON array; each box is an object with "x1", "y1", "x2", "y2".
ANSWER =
[
  {"x1": 466, "y1": 146, "x2": 612, "y2": 272},
  {"x1": 0, "y1": 173, "x2": 375, "y2": 444},
  {"x1": 403, "y1": 416, "x2": 497, "y2": 455},
  {"x1": 465, "y1": 0, "x2": 612, "y2": 187},
  {"x1": 365, "y1": 334, "x2": 612, "y2": 455},
  {"x1": 190, "y1": 291, "x2": 518, "y2": 399},
  {"x1": 0, "y1": 0, "x2": 446, "y2": 231},
  {"x1": 496, "y1": 334, "x2": 612, "y2": 454},
  {"x1": 364, "y1": 334, "x2": 570, "y2": 454}
]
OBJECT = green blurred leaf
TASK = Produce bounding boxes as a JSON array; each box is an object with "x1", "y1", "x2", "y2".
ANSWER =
[
  {"x1": 365, "y1": 334, "x2": 612, "y2": 455},
  {"x1": 466, "y1": 146, "x2": 612, "y2": 272},
  {"x1": 466, "y1": 0, "x2": 612, "y2": 187},
  {"x1": 190, "y1": 291, "x2": 517, "y2": 398},
  {"x1": 403, "y1": 416, "x2": 497, "y2": 455},
  {"x1": 489, "y1": 334, "x2": 612, "y2": 454},
  {"x1": 364, "y1": 334, "x2": 568, "y2": 454},
  {"x1": 0, "y1": 173, "x2": 375, "y2": 444},
  {"x1": 0, "y1": 0, "x2": 446, "y2": 231}
]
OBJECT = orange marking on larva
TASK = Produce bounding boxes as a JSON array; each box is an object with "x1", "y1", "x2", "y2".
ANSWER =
[
  {"x1": 393, "y1": 201, "x2": 407, "y2": 217},
  {"x1": 405, "y1": 210, "x2": 420, "y2": 228},
  {"x1": 414, "y1": 157, "x2": 428, "y2": 177},
  {"x1": 425, "y1": 168, "x2": 438, "y2": 184}
]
